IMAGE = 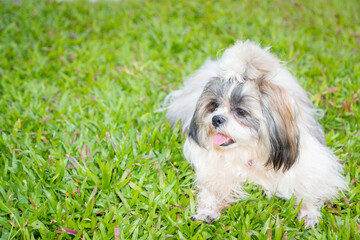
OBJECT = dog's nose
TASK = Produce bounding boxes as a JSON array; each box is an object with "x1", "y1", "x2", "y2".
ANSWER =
[{"x1": 212, "y1": 115, "x2": 226, "y2": 128}]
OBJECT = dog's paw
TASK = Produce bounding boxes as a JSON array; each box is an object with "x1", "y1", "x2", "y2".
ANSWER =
[
  {"x1": 303, "y1": 215, "x2": 319, "y2": 228},
  {"x1": 190, "y1": 210, "x2": 219, "y2": 224},
  {"x1": 190, "y1": 214, "x2": 214, "y2": 224},
  {"x1": 297, "y1": 209, "x2": 321, "y2": 228}
]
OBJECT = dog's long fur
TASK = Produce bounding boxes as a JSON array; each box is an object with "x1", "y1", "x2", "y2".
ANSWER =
[{"x1": 165, "y1": 41, "x2": 347, "y2": 227}]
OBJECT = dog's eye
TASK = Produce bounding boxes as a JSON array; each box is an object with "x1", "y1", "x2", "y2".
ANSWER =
[
  {"x1": 208, "y1": 100, "x2": 219, "y2": 112},
  {"x1": 235, "y1": 107, "x2": 248, "y2": 117}
]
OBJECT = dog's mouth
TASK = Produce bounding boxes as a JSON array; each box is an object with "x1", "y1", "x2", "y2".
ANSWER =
[{"x1": 213, "y1": 133, "x2": 235, "y2": 147}]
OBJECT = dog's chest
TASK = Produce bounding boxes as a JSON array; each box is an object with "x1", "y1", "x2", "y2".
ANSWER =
[{"x1": 231, "y1": 158, "x2": 281, "y2": 194}]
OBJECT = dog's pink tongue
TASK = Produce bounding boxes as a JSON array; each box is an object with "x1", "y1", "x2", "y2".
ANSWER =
[{"x1": 213, "y1": 133, "x2": 230, "y2": 146}]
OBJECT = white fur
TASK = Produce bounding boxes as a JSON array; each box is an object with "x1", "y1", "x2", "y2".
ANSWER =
[{"x1": 166, "y1": 40, "x2": 347, "y2": 227}]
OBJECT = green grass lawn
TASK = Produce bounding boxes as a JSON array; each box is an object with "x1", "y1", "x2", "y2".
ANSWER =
[{"x1": 0, "y1": 0, "x2": 359, "y2": 239}]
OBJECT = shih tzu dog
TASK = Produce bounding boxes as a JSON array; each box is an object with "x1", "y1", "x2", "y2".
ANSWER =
[{"x1": 165, "y1": 40, "x2": 347, "y2": 227}]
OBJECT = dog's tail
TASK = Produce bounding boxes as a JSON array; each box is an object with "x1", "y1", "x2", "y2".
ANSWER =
[{"x1": 164, "y1": 59, "x2": 220, "y2": 133}]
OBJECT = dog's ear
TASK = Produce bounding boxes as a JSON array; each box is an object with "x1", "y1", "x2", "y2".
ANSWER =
[
  {"x1": 260, "y1": 81, "x2": 299, "y2": 172},
  {"x1": 188, "y1": 106, "x2": 207, "y2": 148}
]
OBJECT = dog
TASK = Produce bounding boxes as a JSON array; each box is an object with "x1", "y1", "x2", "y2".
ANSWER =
[{"x1": 165, "y1": 40, "x2": 347, "y2": 227}]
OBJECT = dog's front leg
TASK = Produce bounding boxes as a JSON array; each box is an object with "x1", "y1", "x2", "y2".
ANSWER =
[
  {"x1": 297, "y1": 200, "x2": 322, "y2": 228},
  {"x1": 190, "y1": 173, "x2": 241, "y2": 223},
  {"x1": 190, "y1": 187, "x2": 224, "y2": 223}
]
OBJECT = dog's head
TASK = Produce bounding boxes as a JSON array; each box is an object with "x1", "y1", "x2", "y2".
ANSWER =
[{"x1": 188, "y1": 41, "x2": 299, "y2": 171}]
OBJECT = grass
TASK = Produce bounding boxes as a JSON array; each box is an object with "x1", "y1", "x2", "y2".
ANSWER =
[{"x1": 0, "y1": 0, "x2": 359, "y2": 239}]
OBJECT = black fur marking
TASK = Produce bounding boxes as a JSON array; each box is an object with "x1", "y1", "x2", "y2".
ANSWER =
[
  {"x1": 188, "y1": 111, "x2": 202, "y2": 147},
  {"x1": 230, "y1": 83, "x2": 261, "y2": 131},
  {"x1": 229, "y1": 83, "x2": 245, "y2": 105}
]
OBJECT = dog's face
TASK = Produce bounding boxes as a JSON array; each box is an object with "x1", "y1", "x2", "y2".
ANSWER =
[{"x1": 189, "y1": 77, "x2": 299, "y2": 171}]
